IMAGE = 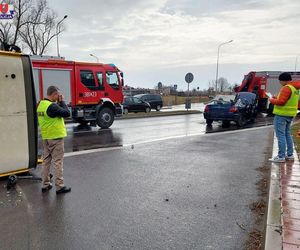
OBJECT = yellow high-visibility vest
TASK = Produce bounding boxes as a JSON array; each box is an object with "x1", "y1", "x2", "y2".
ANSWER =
[
  {"x1": 273, "y1": 84, "x2": 299, "y2": 117},
  {"x1": 37, "y1": 100, "x2": 67, "y2": 139}
]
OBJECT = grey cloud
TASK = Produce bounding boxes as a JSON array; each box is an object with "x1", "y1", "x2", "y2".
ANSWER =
[
  {"x1": 45, "y1": 0, "x2": 300, "y2": 89},
  {"x1": 163, "y1": 0, "x2": 271, "y2": 17}
]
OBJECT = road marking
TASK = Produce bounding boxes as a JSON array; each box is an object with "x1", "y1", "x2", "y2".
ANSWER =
[
  {"x1": 64, "y1": 146, "x2": 123, "y2": 157},
  {"x1": 64, "y1": 125, "x2": 273, "y2": 158}
]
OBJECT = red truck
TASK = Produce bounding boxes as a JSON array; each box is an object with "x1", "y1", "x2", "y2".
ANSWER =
[
  {"x1": 235, "y1": 71, "x2": 300, "y2": 114},
  {"x1": 31, "y1": 56, "x2": 124, "y2": 128}
]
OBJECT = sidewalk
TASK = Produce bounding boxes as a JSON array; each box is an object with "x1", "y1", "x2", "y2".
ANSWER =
[{"x1": 266, "y1": 136, "x2": 300, "y2": 249}]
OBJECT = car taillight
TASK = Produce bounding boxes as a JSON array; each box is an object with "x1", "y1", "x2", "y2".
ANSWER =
[
  {"x1": 229, "y1": 106, "x2": 238, "y2": 113},
  {"x1": 204, "y1": 105, "x2": 209, "y2": 112}
]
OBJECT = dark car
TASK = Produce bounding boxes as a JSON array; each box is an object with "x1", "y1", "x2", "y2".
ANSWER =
[
  {"x1": 122, "y1": 96, "x2": 151, "y2": 114},
  {"x1": 203, "y1": 92, "x2": 258, "y2": 127},
  {"x1": 134, "y1": 94, "x2": 163, "y2": 111}
]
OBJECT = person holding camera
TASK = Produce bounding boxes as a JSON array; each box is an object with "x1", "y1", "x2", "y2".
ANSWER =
[{"x1": 37, "y1": 85, "x2": 71, "y2": 194}]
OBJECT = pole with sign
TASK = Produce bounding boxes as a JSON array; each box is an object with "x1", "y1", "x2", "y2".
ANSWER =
[{"x1": 185, "y1": 72, "x2": 194, "y2": 111}]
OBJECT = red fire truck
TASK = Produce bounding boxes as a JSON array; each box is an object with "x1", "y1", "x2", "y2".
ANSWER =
[
  {"x1": 31, "y1": 56, "x2": 124, "y2": 128},
  {"x1": 235, "y1": 71, "x2": 300, "y2": 114}
]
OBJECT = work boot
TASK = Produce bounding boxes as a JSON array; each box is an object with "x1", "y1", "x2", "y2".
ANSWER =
[
  {"x1": 56, "y1": 186, "x2": 71, "y2": 194},
  {"x1": 41, "y1": 184, "x2": 53, "y2": 193}
]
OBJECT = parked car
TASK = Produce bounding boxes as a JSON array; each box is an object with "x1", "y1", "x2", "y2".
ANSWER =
[
  {"x1": 203, "y1": 92, "x2": 258, "y2": 127},
  {"x1": 122, "y1": 96, "x2": 151, "y2": 114},
  {"x1": 134, "y1": 94, "x2": 163, "y2": 111}
]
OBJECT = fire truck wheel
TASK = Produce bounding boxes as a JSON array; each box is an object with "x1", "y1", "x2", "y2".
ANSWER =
[{"x1": 96, "y1": 107, "x2": 114, "y2": 129}]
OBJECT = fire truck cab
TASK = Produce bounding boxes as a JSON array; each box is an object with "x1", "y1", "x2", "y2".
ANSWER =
[{"x1": 31, "y1": 56, "x2": 124, "y2": 128}]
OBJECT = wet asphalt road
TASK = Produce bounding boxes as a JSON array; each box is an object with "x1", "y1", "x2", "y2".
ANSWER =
[
  {"x1": 57, "y1": 113, "x2": 274, "y2": 154},
  {"x1": 0, "y1": 124, "x2": 273, "y2": 250}
]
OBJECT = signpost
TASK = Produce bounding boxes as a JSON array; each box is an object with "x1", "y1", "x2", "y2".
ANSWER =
[{"x1": 185, "y1": 72, "x2": 194, "y2": 110}]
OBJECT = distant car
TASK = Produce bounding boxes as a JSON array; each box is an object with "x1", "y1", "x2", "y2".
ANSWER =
[
  {"x1": 134, "y1": 94, "x2": 163, "y2": 111},
  {"x1": 203, "y1": 92, "x2": 258, "y2": 127},
  {"x1": 122, "y1": 96, "x2": 151, "y2": 114}
]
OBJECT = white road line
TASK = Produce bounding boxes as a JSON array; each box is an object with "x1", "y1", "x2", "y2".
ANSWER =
[{"x1": 64, "y1": 125, "x2": 273, "y2": 158}]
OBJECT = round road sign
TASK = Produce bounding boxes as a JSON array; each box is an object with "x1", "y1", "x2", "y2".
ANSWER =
[{"x1": 185, "y1": 73, "x2": 194, "y2": 83}]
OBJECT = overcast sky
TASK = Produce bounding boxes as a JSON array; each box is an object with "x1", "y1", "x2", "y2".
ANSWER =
[{"x1": 47, "y1": 0, "x2": 300, "y2": 90}]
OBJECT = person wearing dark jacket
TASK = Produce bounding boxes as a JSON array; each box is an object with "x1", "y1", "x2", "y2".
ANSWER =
[{"x1": 37, "y1": 86, "x2": 71, "y2": 194}]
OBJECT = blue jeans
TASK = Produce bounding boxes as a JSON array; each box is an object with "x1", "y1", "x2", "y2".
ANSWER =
[{"x1": 274, "y1": 115, "x2": 294, "y2": 158}]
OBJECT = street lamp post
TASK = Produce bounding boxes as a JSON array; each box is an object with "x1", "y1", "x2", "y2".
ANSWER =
[
  {"x1": 90, "y1": 54, "x2": 99, "y2": 63},
  {"x1": 215, "y1": 40, "x2": 233, "y2": 93},
  {"x1": 56, "y1": 15, "x2": 68, "y2": 57}
]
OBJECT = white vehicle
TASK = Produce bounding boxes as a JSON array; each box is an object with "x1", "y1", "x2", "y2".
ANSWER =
[{"x1": 0, "y1": 51, "x2": 37, "y2": 177}]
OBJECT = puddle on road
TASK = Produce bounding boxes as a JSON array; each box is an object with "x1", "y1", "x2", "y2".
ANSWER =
[
  {"x1": 0, "y1": 184, "x2": 24, "y2": 208},
  {"x1": 37, "y1": 115, "x2": 274, "y2": 155},
  {"x1": 204, "y1": 115, "x2": 274, "y2": 134}
]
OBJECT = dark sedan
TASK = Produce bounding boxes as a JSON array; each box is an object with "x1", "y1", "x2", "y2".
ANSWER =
[
  {"x1": 134, "y1": 94, "x2": 163, "y2": 111},
  {"x1": 203, "y1": 92, "x2": 258, "y2": 127},
  {"x1": 122, "y1": 96, "x2": 151, "y2": 114}
]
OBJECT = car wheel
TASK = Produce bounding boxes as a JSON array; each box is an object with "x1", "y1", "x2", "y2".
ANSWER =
[
  {"x1": 206, "y1": 119, "x2": 213, "y2": 125},
  {"x1": 145, "y1": 107, "x2": 151, "y2": 113},
  {"x1": 123, "y1": 108, "x2": 129, "y2": 115},
  {"x1": 156, "y1": 105, "x2": 161, "y2": 111},
  {"x1": 236, "y1": 116, "x2": 246, "y2": 127},
  {"x1": 96, "y1": 107, "x2": 114, "y2": 129}
]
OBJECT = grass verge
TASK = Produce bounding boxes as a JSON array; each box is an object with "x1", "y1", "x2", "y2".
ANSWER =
[{"x1": 291, "y1": 120, "x2": 300, "y2": 158}]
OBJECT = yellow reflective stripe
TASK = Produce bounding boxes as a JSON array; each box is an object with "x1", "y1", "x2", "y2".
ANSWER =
[
  {"x1": 0, "y1": 51, "x2": 22, "y2": 57},
  {"x1": 0, "y1": 168, "x2": 30, "y2": 178}
]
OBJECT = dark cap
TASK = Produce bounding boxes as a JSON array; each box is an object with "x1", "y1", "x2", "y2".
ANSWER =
[{"x1": 278, "y1": 72, "x2": 292, "y2": 81}]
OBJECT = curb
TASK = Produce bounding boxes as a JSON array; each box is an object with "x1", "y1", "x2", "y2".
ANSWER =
[
  {"x1": 117, "y1": 110, "x2": 201, "y2": 120},
  {"x1": 265, "y1": 133, "x2": 300, "y2": 249},
  {"x1": 265, "y1": 134, "x2": 282, "y2": 250}
]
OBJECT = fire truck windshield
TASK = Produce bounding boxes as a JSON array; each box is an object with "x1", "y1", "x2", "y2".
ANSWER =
[{"x1": 106, "y1": 71, "x2": 119, "y2": 89}]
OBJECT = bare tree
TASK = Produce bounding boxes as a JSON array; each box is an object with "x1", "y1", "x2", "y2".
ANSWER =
[
  {"x1": 0, "y1": 0, "x2": 64, "y2": 55},
  {"x1": 0, "y1": 0, "x2": 31, "y2": 48},
  {"x1": 19, "y1": 0, "x2": 62, "y2": 55},
  {"x1": 0, "y1": 22, "x2": 13, "y2": 49},
  {"x1": 208, "y1": 80, "x2": 215, "y2": 91},
  {"x1": 217, "y1": 77, "x2": 230, "y2": 93}
]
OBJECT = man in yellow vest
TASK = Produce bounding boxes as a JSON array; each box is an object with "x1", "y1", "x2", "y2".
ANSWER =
[
  {"x1": 269, "y1": 72, "x2": 300, "y2": 162},
  {"x1": 37, "y1": 86, "x2": 71, "y2": 194}
]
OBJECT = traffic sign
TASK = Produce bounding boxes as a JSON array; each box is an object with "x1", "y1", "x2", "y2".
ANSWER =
[{"x1": 185, "y1": 73, "x2": 194, "y2": 83}]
